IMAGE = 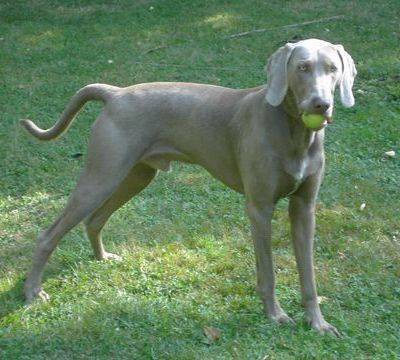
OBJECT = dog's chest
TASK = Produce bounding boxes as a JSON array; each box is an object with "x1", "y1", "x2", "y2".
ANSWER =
[{"x1": 282, "y1": 157, "x2": 310, "y2": 194}]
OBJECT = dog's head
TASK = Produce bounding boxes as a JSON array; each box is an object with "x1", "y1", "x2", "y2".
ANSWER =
[{"x1": 265, "y1": 39, "x2": 357, "y2": 124}]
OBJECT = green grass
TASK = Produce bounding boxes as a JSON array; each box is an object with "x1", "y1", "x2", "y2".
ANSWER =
[{"x1": 1, "y1": 0, "x2": 399, "y2": 358}]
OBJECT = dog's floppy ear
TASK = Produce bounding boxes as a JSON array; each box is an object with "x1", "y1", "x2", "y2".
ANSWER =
[
  {"x1": 335, "y1": 44, "x2": 357, "y2": 108},
  {"x1": 265, "y1": 43, "x2": 296, "y2": 106}
]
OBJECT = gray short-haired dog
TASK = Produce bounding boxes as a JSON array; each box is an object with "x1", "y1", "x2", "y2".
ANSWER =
[{"x1": 22, "y1": 38, "x2": 356, "y2": 336}]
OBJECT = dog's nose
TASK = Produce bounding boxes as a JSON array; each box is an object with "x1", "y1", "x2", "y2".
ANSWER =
[{"x1": 311, "y1": 98, "x2": 330, "y2": 114}]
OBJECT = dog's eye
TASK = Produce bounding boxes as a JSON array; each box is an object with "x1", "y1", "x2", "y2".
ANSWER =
[
  {"x1": 328, "y1": 65, "x2": 337, "y2": 72},
  {"x1": 298, "y1": 64, "x2": 309, "y2": 72}
]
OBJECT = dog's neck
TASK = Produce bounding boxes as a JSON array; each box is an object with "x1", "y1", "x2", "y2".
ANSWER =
[
  {"x1": 282, "y1": 89, "x2": 300, "y2": 119},
  {"x1": 281, "y1": 90, "x2": 318, "y2": 155}
]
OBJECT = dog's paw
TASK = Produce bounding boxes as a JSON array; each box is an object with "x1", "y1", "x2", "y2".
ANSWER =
[
  {"x1": 25, "y1": 287, "x2": 50, "y2": 305},
  {"x1": 103, "y1": 252, "x2": 122, "y2": 261},
  {"x1": 270, "y1": 311, "x2": 295, "y2": 325},
  {"x1": 266, "y1": 307, "x2": 295, "y2": 325},
  {"x1": 263, "y1": 301, "x2": 295, "y2": 325},
  {"x1": 309, "y1": 318, "x2": 340, "y2": 337}
]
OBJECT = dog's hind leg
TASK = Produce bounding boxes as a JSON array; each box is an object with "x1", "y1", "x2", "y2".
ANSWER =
[
  {"x1": 84, "y1": 163, "x2": 156, "y2": 261},
  {"x1": 24, "y1": 118, "x2": 150, "y2": 303}
]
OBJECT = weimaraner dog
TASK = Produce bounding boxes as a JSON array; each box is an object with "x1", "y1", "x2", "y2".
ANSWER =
[{"x1": 21, "y1": 38, "x2": 356, "y2": 336}]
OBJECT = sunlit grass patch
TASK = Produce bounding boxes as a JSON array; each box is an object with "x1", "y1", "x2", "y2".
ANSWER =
[{"x1": 203, "y1": 13, "x2": 238, "y2": 29}]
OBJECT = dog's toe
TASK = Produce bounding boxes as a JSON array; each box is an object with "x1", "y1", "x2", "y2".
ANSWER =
[
  {"x1": 310, "y1": 319, "x2": 341, "y2": 337},
  {"x1": 25, "y1": 287, "x2": 50, "y2": 305},
  {"x1": 37, "y1": 289, "x2": 50, "y2": 302},
  {"x1": 103, "y1": 252, "x2": 122, "y2": 261},
  {"x1": 270, "y1": 312, "x2": 295, "y2": 325}
]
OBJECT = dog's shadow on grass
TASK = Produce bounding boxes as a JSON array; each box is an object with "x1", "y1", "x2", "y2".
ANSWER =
[
  {"x1": 0, "y1": 289, "x2": 302, "y2": 358},
  {"x1": 0, "y1": 244, "x2": 99, "y2": 320},
  {"x1": 0, "y1": 277, "x2": 26, "y2": 320}
]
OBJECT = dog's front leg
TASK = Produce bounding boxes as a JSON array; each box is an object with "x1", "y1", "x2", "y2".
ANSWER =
[
  {"x1": 289, "y1": 190, "x2": 340, "y2": 336},
  {"x1": 247, "y1": 202, "x2": 294, "y2": 325}
]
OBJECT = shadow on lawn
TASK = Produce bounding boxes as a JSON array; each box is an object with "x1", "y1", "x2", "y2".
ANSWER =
[
  {"x1": 0, "y1": 291, "x2": 298, "y2": 358},
  {"x1": 0, "y1": 277, "x2": 26, "y2": 320}
]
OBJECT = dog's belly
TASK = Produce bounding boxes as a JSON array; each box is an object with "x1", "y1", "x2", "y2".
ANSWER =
[
  {"x1": 204, "y1": 164, "x2": 244, "y2": 193},
  {"x1": 142, "y1": 149, "x2": 192, "y2": 171},
  {"x1": 141, "y1": 145, "x2": 244, "y2": 193}
]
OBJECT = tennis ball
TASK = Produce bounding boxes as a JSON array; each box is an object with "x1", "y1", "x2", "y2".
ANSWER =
[{"x1": 301, "y1": 113, "x2": 326, "y2": 130}]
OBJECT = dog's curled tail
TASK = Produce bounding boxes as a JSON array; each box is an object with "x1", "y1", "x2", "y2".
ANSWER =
[{"x1": 20, "y1": 83, "x2": 118, "y2": 141}]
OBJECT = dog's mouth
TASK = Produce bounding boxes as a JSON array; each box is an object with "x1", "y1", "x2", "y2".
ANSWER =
[
  {"x1": 315, "y1": 116, "x2": 331, "y2": 131},
  {"x1": 320, "y1": 115, "x2": 332, "y2": 128},
  {"x1": 301, "y1": 113, "x2": 333, "y2": 131},
  {"x1": 322, "y1": 115, "x2": 333, "y2": 129}
]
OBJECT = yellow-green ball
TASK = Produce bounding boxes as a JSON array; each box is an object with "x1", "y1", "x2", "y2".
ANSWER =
[{"x1": 301, "y1": 114, "x2": 325, "y2": 129}]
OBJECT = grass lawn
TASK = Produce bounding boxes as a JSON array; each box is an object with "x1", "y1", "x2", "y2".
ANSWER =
[{"x1": 1, "y1": 0, "x2": 399, "y2": 358}]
